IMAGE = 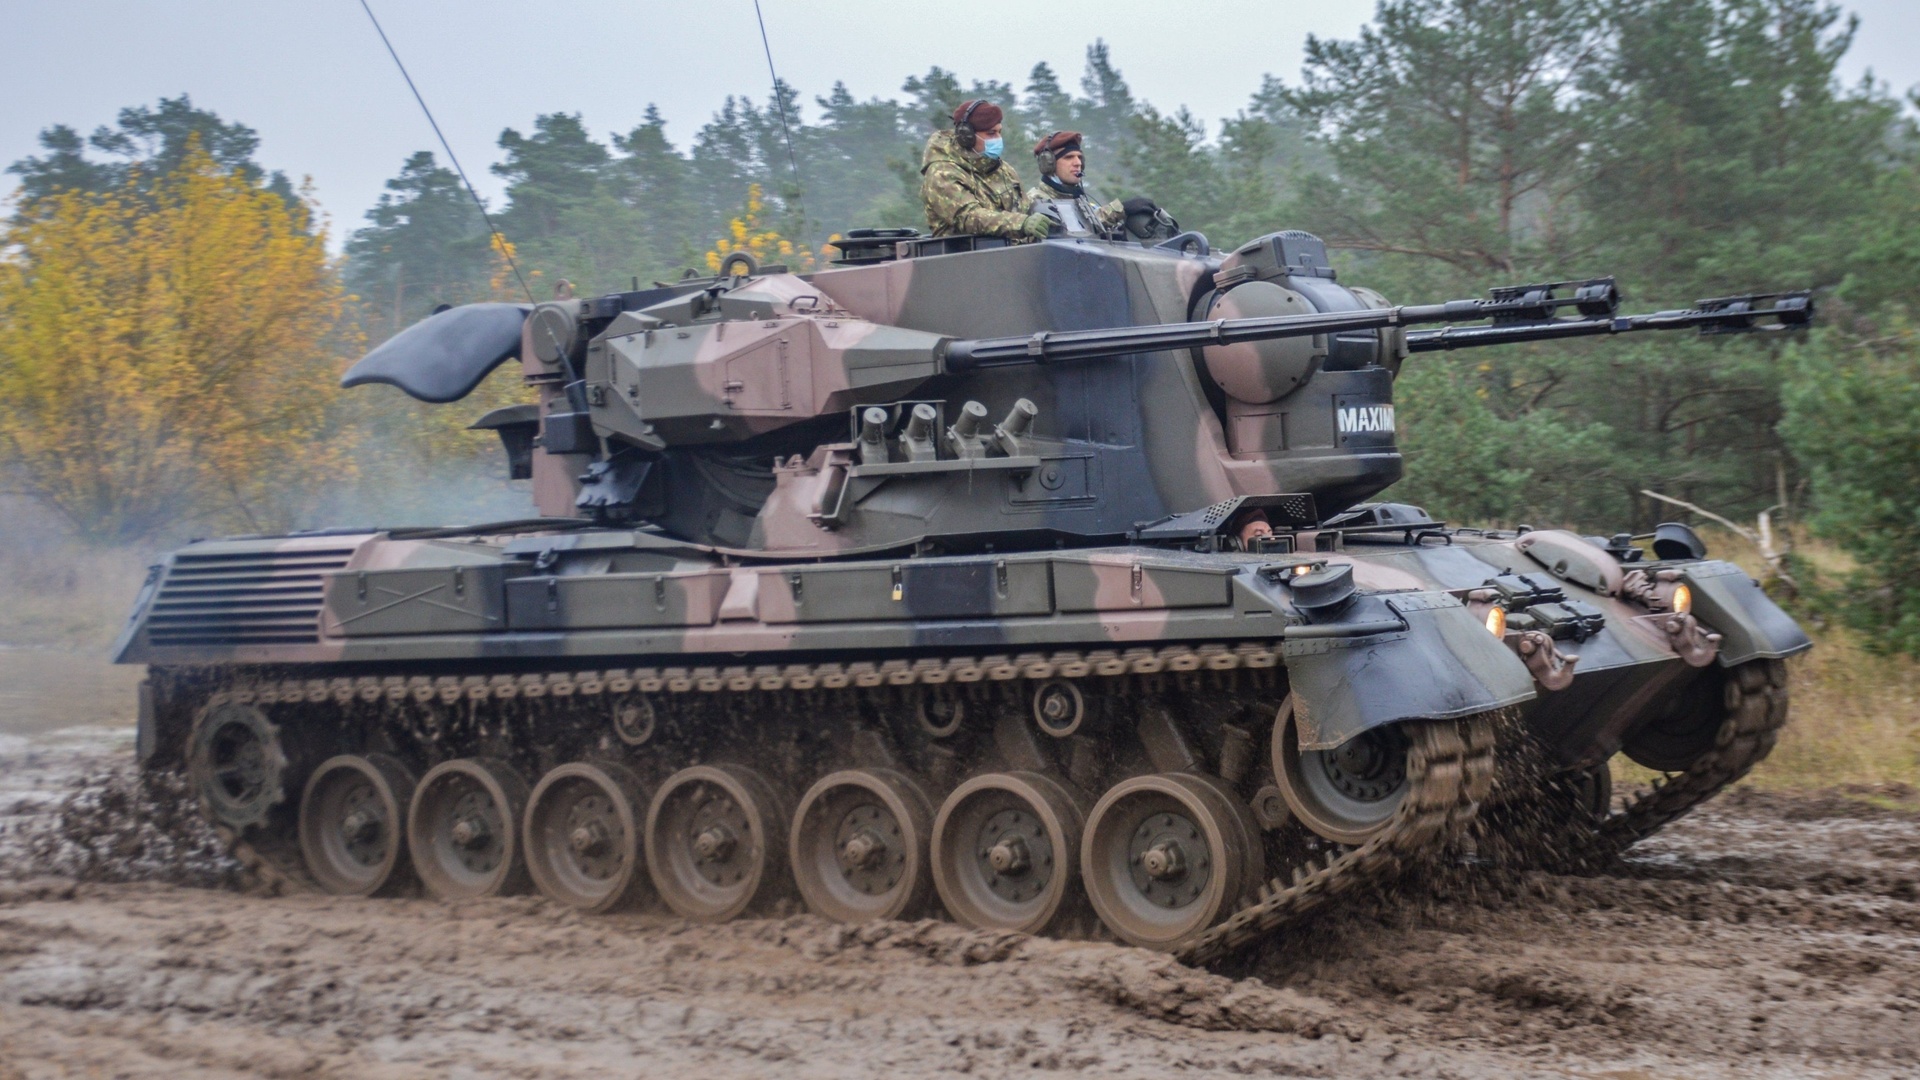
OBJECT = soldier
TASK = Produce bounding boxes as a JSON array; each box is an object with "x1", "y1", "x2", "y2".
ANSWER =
[
  {"x1": 1026, "y1": 131, "x2": 1169, "y2": 241},
  {"x1": 1025, "y1": 130, "x2": 1126, "y2": 237},
  {"x1": 919, "y1": 99, "x2": 1052, "y2": 243}
]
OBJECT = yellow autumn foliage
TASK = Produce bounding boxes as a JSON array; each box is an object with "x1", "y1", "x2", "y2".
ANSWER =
[
  {"x1": 702, "y1": 184, "x2": 817, "y2": 274},
  {"x1": 0, "y1": 146, "x2": 356, "y2": 541}
]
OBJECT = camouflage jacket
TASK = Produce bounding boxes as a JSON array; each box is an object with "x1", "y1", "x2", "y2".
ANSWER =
[
  {"x1": 1024, "y1": 178, "x2": 1126, "y2": 236},
  {"x1": 919, "y1": 130, "x2": 1032, "y2": 241}
]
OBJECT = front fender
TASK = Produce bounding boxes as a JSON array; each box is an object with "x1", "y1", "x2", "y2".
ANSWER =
[
  {"x1": 1284, "y1": 591, "x2": 1536, "y2": 750},
  {"x1": 1677, "y1": 561, "x2": 1813, "y2": 665}
]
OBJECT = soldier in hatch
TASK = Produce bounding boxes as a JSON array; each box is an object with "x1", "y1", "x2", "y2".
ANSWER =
[
  {"x1": 919, "y1": 99, "x2": 1052, "y2": 242},
  {"x1": 1025, "y1": 130, "x2": 1170, "y2": 241},
  {"x1": 1025, "y1": 130, "x2": 1126, "y2": 237}
]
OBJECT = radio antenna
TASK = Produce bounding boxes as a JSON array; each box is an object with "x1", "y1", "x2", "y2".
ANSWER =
[
  {"x1": 357, "y1": 0, "x2": 535, "y2": 303},
  {"x1": 752, "y1": 0, "x2": 811, "y2": 254}
]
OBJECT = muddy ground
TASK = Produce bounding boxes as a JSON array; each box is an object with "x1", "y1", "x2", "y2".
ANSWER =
[{"x1": 2, "y1": 662, "x2": 1918, "y2": 1077}]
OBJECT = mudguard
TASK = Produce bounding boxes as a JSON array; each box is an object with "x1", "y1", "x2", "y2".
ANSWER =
[
  {"x1": 341, "y1": 302, "x2": 530, "y2": 403},
  {"x1": 1283, "y1": 591, "x2": 1537, "y2": 751},
  {"x1": 1677, "y1": 561, "x2": 1813, "y2": 665}
]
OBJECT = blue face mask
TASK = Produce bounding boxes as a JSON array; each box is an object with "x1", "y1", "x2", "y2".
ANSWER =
[{"x1": 982, "y1": 136, "x2": 1004, "y2": 159}]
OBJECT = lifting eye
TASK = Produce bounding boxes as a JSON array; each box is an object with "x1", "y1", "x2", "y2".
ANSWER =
[{"x1": 1485, "y1": 606, "x2": 1507, "y2": 637}]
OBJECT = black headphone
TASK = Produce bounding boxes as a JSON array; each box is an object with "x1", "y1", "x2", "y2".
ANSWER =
[
  {"x1": 1035, "y1": 134, "x2": 1075, "y2": 181},
  {"x1": 954, "y1": 99, "x2": 985, "y2": 145}
]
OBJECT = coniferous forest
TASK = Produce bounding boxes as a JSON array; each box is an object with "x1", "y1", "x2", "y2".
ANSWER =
[{"x1": 4, "y1": 0, "x2": 1920, "y2": 652}]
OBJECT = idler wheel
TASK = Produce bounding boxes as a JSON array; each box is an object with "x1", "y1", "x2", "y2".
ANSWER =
[
  {"x1": 1273, "y1": 696, "x2": 1410, "y2": 845},
  {"x1": 646, "y1": 764, "x2": 788, "y2": 922},
  {"x1": 790, "y1": 769, "x2": 933, "y2": 923},
  {"x1": 931, "y1": 771, "x2": 1087, "y2": 934},
  {"x1": 1623, "y1": 664, "x2": 1737, "y2": 772},
  {"x1": 1080, "y1": 773, "x2": 1250, "y2": 950},
  {"x1": 188, "y1": 703, "x2": 289, "y2": 830},
  {"x1": 298, "y1": 754, "x2": 416, "y2": 896},
  {"x1": 407, "y1": 758, "x2": 531, "y2": 900},
  {"x1": 525, "y1": 762, "x2": 653, "y2": 912}
]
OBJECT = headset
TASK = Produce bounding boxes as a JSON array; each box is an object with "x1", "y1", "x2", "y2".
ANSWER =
[{"x1": 954, "y1": 99, "x2": 986, "y2": 147}]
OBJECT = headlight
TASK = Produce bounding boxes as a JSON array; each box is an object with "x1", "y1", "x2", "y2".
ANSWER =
[
  {"x1": 1671, "y1": 583, "x2": 1692, "y2": 615},
  {"x1": 1485, "y1": 606, "x2": 1507, "y2": 636}
]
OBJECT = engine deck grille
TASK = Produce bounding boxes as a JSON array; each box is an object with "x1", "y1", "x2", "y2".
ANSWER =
[{"x1": 145, "y1": 546, "x2": 359, "y2": 647}]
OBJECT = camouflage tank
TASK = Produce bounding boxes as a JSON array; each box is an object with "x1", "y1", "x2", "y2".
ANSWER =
[{"x1": 115, "y1": 216, "x2": 1812, "y2": 961}]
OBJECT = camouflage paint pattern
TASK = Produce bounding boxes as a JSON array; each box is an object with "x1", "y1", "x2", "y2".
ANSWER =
[
  {"x1": 114, "y1": 518, "x2": 1809, "y2": 765},
  {"x1": 117, "y1": 228, "x2": 1812, "y2": 774}
]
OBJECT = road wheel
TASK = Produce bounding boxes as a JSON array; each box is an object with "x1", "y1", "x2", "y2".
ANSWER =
[
  {"x1": 931, "y1": 771, "x2": 1086, "y2": 934},
  {"x1": 646, "y1": 764, "x2": 788, "y2": 922},
  {"x1": 525, "y1": 762, "x2": 652, "y2": 912},
  {"x1": 790, "y1": 769, "x2": 933, "y2": 923},
  {"x1": 298, "y1": 754, "x2": 415, "y2": 896},
  {"x1": 1080, "y1": 772, "x2": 1250, "y2": 950},
  {"x1": 408, "y1": 758, "x2": 531, "y2": 900}
]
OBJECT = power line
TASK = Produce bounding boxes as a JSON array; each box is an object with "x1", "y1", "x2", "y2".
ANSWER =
[{"x1": 357, "y1": 0, "x2": 534, "y2": 304}]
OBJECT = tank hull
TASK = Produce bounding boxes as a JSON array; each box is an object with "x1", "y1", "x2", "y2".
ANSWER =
[{"x1": 116, "y1": 519, "x2": 1806, "y2": 961}]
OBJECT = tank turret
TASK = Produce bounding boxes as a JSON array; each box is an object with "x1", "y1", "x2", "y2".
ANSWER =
[{"x1": 344, "y1": 231, "x2": 1809, "y2": 555}]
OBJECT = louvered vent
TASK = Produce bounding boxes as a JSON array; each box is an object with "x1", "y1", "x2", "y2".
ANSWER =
[{"x1": 146, "y1": 545, "x2": 358, "y2": 647}]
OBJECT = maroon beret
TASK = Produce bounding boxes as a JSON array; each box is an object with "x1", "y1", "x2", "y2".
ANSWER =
[
  {"x1": 952, "y1": 99, "x2": 1003, "y2": 131},
  {"x1": 1034, "y1": 131, "x2": 1083, "y2": 157}
]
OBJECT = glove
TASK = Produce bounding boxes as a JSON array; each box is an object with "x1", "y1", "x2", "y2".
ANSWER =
[
  {"x1": 1020, "y1": 212, "x2": 1054, "y2": 240},
  {"x1": 1121, "y1": 196, "x2": 1159, "y2": 217}
]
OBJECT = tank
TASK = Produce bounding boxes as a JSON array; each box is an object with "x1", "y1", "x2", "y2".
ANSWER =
[{"x1": 114, "y1": 220, "x2": 1813, "y2": 962}]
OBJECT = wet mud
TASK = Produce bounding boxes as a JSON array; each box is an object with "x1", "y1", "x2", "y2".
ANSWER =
[{"x1": 2, "y1": 733, "x2": 1917, "y2": 1078}]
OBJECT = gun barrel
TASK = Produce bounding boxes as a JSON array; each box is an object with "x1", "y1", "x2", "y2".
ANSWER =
[
  {"x1": 1405, "y1": 292, "x2": 1813, "y2": 353},
  {"x1": 944, "y1": 308, "x2": 1418, "y2": 371},
  {"x1": 941, "y1": 280, "x2": 1807, "y2": 372},
  {"x1": 941, "y1": 277, "x2": 1621, "y2": 372}
]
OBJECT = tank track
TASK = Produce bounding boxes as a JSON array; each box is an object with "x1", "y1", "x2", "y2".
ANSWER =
[
  {"x1": 1597, "y1": 658, "x2": 1789, "y2": 854},
  {"x1": 183, "y1": 640, "x2": 1500, "y2": 965},
  {"x1": 214, "y1": 820, "x2": 315, "y2": 896},
  {"x1": 1475, "y1": 658, "x2": 1790, "y2": 874},
  {"x1": 1178, "y1": 711, "x2": 1497, "y2": 965}
]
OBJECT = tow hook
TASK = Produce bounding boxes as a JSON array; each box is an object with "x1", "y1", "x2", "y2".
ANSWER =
[
  {"x1": 1648, "y1": 610, "x2": 1721, "y2": 667},
  {"x1": 1509, "y1": 629, "x2": 1578, "y2": 690}
]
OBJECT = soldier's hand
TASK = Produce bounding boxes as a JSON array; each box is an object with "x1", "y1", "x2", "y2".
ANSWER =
[
  {"x1": 1121, "y1": 196, "x2": 1159, "y2": 218},
  {"x1": 1021, "y1": 213, "x2": 1054, "y2": 240}
]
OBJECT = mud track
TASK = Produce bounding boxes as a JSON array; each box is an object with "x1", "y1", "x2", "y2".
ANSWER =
[{"x1": 2, "y1": 737, "x2": 1918, "y2": 1078}]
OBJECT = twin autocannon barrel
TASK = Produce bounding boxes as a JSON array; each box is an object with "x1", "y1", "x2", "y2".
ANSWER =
[{"x1": 939, "y1": 277, "x2": 1814, "y2": 372}]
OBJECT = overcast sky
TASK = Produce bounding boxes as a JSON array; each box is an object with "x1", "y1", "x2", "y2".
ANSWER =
[{"x1": 5, "y1": 0, "x2": 1917, "y2": 247}]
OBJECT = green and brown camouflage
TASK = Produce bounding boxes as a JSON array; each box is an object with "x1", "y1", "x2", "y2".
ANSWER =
[
  {"x1": 918, "y1": 130, "x2": 1031, "y2": 240},
  {"x1": 112, "y1": 219, "x2": 1814, "y2": 959}
]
